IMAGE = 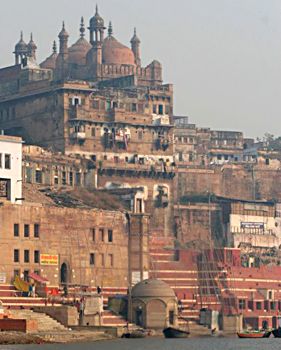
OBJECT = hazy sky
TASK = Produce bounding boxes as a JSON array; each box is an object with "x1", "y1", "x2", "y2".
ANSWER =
[{"x1": 1, "y1": 0, "x2": 281, "y2": 138}]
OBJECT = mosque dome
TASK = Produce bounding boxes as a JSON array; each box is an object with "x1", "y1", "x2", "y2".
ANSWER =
[
  {"x1": 68, "y1": 18, "x2": 91, "y2": 65},
  {"x1": 131, "y1": 279, "x2": 176, "y2": 298},
  {"x1": 102, "y1": 35, "x2": 135, "y2": 66},
  {"x1": 15, "y1": 32, "x2": 28, "y2": 53},
  {"x1": 40, "y1": 41, "x2": 58, "y2": 70},
  {"x1": 69, "y1": 38, "x2": 91, "y2": 65}
]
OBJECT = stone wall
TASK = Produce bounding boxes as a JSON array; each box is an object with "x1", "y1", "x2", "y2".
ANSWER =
[
  {"x1": 176, "y1": 164, "x2": 281, "y2": 201},
  {"x1": 0, "y1": 202, "x2": 128, "y2": 287}
]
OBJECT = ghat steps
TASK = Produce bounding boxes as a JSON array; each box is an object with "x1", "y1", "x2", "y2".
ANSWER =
[{"x1": 9, "y1": 309, "x2": 68, "y2": 332}]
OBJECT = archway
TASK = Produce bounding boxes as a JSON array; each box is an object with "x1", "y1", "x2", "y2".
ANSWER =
[
  {"x1": 60, "y1": 263, "x2": 68, "y2": 284},
  {"x1": 146, "y1": 299, "x2": 166, "y2": 329}
]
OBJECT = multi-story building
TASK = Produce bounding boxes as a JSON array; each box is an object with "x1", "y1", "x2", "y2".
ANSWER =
[
  {"x1": 0, "y1": 7, "x2": 175, "y2": 238},
  {"x1": 0, "y1": 134, "x2": 22, "y2": 203}
]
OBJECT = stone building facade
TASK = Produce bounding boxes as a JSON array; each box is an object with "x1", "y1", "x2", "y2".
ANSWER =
[
  {"x1": 0, "y1": 135, "x2": 22, "y2": 203},
  {"x1": 0, "y1": 7, "x2": 175, "y2": 238},
  {"x1": 0, "y1": 201, "x2": 129, "y2": 287}
]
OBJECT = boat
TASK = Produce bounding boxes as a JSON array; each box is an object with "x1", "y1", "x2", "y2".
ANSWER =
[
  {"x1": 237, "y1": 331, "x2": 271, "y2": 338},
  {"x1": 163, "y1": 326, "x2": 190, "y2": 338},
  {"x1": 121, "y1": 329, "x2": 146, "y2": 338},
  {"x1": 272, "y1": 328, "x2": 281, "y2": 338}
]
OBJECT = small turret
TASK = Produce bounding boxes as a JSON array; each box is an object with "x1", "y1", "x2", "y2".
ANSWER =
[
  {"x1": 130, "y1": 28, "x2": 141, "y2": 66},
  {"x1": 27, "y1": 33, "x2": 37, "y2": 59},
  {"x1": 89, "y1": 4, "x2": 106, "y2": 46},
  {"x1": 14, "y1": 31, "x2": 28, "y2": 65}
]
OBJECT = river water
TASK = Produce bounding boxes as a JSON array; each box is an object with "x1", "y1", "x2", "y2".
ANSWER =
[{"x1": 1, "y1": 337, "x2": 281, "y2": 350}]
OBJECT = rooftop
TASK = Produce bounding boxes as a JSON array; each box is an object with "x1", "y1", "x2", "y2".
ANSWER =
[{"x1": 0, "y1": 135, "x2": 22, "y2": 143}]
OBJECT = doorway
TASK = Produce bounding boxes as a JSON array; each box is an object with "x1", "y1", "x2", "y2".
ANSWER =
[{"x1": 60, "y1": 263, "x2": 68, "y2": 284}]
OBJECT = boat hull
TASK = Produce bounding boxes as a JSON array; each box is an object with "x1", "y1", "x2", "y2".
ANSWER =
[
  {"x1": 237, "y1": 331, "x2": 271, "y2": 338},
  {"x1": 163, "y1": 327, "x2": 190, "y2": 338},
  {"x1": 121, "y1": 331, "x2": 146, "y2": 339},
  {"x1": 272, "y1": 328, "x2": 281, "y2": 338}
]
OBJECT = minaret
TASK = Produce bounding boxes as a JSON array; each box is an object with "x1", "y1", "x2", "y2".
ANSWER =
[
  {"x1": 14, "y1": 31, "x2": 28, "y2": 65},
  {"x1": 27, "y1": 33, "x2": 37, "y2": 60},
  {"x1": 53, "y1": 40, "x2": 57, "y2": 54},
  {"x1": 58, "y1": 21, "x2": 69, "y2": 57},
  {"x1": 56, "y1": 22, "x2": 69, "y2": 80},
  {"x1": 130, "y1": 28, "x2": 141, "y2": 66},
  {"x1": 108, "y1": 21, "x2": 113, "y2": 37},
  {"x1": 80, "y1": 16, "x2": 85, "y2": 38},
  {"x1": 88, "y1": 5, "x2": 106, "y2": 65}
]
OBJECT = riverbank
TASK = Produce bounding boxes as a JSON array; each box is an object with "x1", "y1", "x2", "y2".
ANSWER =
[{"x1": 0, "y1": 330, "x2": 114, "y2": 345}]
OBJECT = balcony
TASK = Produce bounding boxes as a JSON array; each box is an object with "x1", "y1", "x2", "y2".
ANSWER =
[{"x1": 97, "y1": 161, "x2": 175, "y2": 179}]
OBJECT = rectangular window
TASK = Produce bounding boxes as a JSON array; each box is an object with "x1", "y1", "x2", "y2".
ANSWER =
[
  {"x1": 62, "y1": 171, "x2": 66, "y2": 185},
  {"x1": 34, "y1": 269, "x2": 40, "y2": 276},
  {"x1": 69, "y1": 172, "x2": 73, "y2": 186},
  {"x1": 109, "y1": 254, "x2": 114, "y2": 267},
  {"x1": 93, "y1": 100, "x2": 99, "y2": 109},
  {"x1": 158, "y1": 104, "x2": 163, "y2": 115},
  {"x1": 4, "y1": 154, "x2": 11, "y2": 169},
  {"x1": 24, "y1": 250, "x2": 30, "y2": 263},
  {"x1": 76, "y1": 172, "x2": 81, "y2": 186},
  {"x1": 14, "y1": 223, "x2": 19, "y2": 237},
  {"x1": 34, "y1": 224, "x2": 40, "y2": 238},
  {"x1": 108, "y1": 229, "x2": 113, "y2": 243},
  {"x1": 23, "y1": 270, "x2": 29, "y2": 281},
  {"x1": 92, "y1": 229, "x2": 96, "y2": 242},
  {"x1": 99, "y1": 228, "x2": 104, "y2": 242},
  {"x1": 24, "y1": 224, "x2": 29, "y2": 238},
  {"x1": 101, "y1": 253, "x2": 105, "y2": 267},
  {"x1": 14, "y1": 249, "x2": 20, "y2": 263},
  {"x1": 106, "y1": 100, "x2": 111, "y2": 111},
  {"x1": 256, "y1": 302, "x2": 262, "y2": 310},
  {"x1": 270, "y1": 301, "x2": 276, "y2": 310},
  {"x1": 34, "y1": 250, "x2": 40, "y2": 264},
  {"x1": 153, "y1": 104, "x2": 157, "y2": 114},
  {"x1": 0, "y1": 153, "x2": 2, "y2": 168},
  {"x1": 238, "y1": 299, "x2": 246, "y2": 310},
  {"x1": 132, "y1": 103, "x2": 137, "y2": 112},
  {"x1": 35, "y1": 170, "x2": 42, "y2": 183},
  {"x1": 91, "y1": 128, "x2": 96, "y2": 137},
  {"x1": 90, "y1": 253, "x2": 95, "y2": 265}
]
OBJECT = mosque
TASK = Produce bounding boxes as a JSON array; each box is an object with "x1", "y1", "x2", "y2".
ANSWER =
[{"x1": 13, "y1": 5, "x2": 162, "y2": 86}]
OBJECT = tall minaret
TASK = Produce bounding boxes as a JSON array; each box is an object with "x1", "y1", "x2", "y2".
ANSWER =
[
  {"x1": 56, "y1": 22, "x2": 69, "y2": 80},
  {"x1": 130, "y1": 28, "x2": 141, "y2": 66},
  {"x1": 58, "y1": 22, "x2": 69, "y2": 58},
  {"x1": 88, "y1": 5, "x2": 106, "y2": 65}
]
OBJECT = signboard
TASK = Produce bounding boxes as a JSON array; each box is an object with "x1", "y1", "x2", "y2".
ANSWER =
[
  {"x1": 240, "y1": 222, "x2": 264, "y2": 229},
  {"x1": 40, "y1": 254, "x2": 59, "y2": 266},
  {"x1": 0, "y1": 272, "x2": 6, "y2": 283}
]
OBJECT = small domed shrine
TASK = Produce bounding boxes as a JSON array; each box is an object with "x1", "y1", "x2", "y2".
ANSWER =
[{"x1": 130, "y1": 279, "x2": 178, "y2": 329}]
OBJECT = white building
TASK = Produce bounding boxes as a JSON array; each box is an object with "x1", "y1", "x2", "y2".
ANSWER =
[{"x1": 0, "y1": 135, "x2": 22, "y2": 204}]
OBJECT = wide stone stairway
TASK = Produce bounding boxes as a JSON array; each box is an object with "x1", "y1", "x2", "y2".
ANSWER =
[{"x1": 9, "y1": 309, "x2": 68, "y2": 332}]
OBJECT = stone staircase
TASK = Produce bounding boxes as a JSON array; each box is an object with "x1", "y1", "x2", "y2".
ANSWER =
[
  {"x1": 102, "y1": 310, "x2": 129, "y2": 327},
  {"x1": 0, "y1": 284, "x2": 61, "y2": 309},
  {"x1": 149, "y1": 235, "x2": 201, "y2": 322},
  {"x1": 9, "y1": 309, "x2": 68, "y2": 332}
]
